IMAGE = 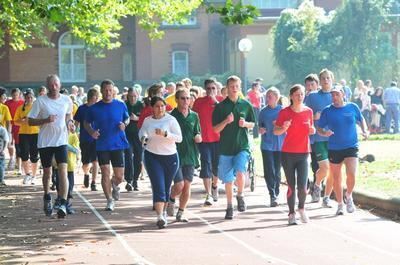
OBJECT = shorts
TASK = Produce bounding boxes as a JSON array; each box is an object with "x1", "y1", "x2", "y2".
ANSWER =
[
  {"x1": 19, "y1": 134, "x2": 39, "y2": 163},
  {"x1": 174, "y1": 165, "x2": 195, "y2": 183},
  {"x1": 97, "y1": 149, "x2": 125, "y2": 167},
  {"x1": 39, "y1": 145, "x2": 68, "y2": 168},
  {"x1": 312, "y1": 141, "x2": 329, "y2": 162},
  {"x1": 328, "y1": 147, "x2": 359, "y2": 164},
  {"x1": 80, "y1": 141, "x2": 97, "y2": 164},
  {"x1": 218, "y1": 150, "x2": 249, "y2": 184},
  {"x1": 198, "y1": 142, "x2": 219, "y2": 178}
]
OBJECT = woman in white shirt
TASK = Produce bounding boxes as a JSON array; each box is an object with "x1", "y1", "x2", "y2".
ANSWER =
[{"x1": 139, "y1": 96, "x2": 182, "y2": 229}]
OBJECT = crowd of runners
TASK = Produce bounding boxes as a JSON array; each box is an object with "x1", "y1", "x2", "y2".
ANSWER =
[{"x1": 0, "y1": 68, "x2": 399, "y2": 227}]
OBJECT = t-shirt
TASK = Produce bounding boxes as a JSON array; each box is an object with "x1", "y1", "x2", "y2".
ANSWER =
[
  {"x1": 5, "y1": 99, "x2": 24, "y2": 130},
  {"x1": 85, "y1": 100, "x2": 129, "y2": 151},
  {"x1": 165, "y1": 94, "x2": 177, "y2": 109},
  {"x1": 304, "y1": 90, "x2": 332, "y2": 143},
  {"x1": 14, "y1": 104, "x2": 40, "y2": 135},
  {"x1": 67, "y1": 133, "x2": 80, "y2": 172},
  {"x1": 138, "y1": 113, "x2": 182, "y2": 155},
  {"x1": 212, "y1": 97, "x2": 255, "y2": 156},
  {"x1": 137, "y1": 104, "x2": 173, "y2": 128},
  {"x1": 275, "y1": 106, "x2": 313, "y2": 153},
  {"x1": 125, "y1": 100, "x2": 144, "y2": 136},
  {"x1": 28, "y1": 94, "x2": 73, "y2": 148},
  {"x1": 0, "y1": 104, "x2": 12, "y2": 128},
  {"x1": 258, "y1": 105, "x2": 285, "y2": 151},
  {"x1": 0, "y1": 126, "x2": 9, "y2": 159},
  {"x1": 74, "y1": 104, "x2": 95, "y2": 143},
  {"x1": 247, "y1": 90, "x2": 262, "y2": 109},
  {"x1": 171, "y1": 108, "x2": 200, "y2": 167},
  {"x1": 318, "y1": 102, "x2": 362, "y2": 150},
  {"x1": 192, "y1": 96, "x2": 220, "y2": 143}
]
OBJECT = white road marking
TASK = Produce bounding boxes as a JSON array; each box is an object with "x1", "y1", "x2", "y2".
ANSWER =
[
  {"x1": 75, "y1": 190, "x2": 155, "y2": 265},
  {"x1": 188, "y1": 210, "x2": 298, "y2": 265}
]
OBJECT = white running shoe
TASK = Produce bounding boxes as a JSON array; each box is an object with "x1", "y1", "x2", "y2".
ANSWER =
[
  {"x1": 288, "y1": 213, "x2": 297, "y2": 225},
  {"x1": 346, "y1": 196, "x2": 355, "y2": 213},
  {"x1": 23, "y1": 175, "x2": 31, "y2": 185},
  {"x1": 298, "y1": 208, "x2": 310, "y2": 223},
  {"x1": 105, "y1": 199, "x2": 115, "y2": 211}
]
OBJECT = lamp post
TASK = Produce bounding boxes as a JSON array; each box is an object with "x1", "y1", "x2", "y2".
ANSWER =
[{"x1": 238, "y1": 38, "x2": 253, "y2": 95}]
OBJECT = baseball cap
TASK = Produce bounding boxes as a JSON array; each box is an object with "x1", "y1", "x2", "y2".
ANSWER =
[{"x1": 330, "y1": 85, "x2": 344, "y2": 93}]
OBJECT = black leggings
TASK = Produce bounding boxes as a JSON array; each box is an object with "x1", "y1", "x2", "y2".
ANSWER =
[{"x1": 281, "y1": 152, "x2": 309, "y2": 214}]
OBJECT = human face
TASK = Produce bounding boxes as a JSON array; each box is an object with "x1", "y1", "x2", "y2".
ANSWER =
[
  {"x1": 101, "y1": 84, "x2": 114, "y2": 103},
  {"x1": 305, "y1": 80, "x2": 318, "y2": 94},
  {"x1": 12, "y1": 91, "x2": 20, "y2": 100},
  {"x1": 319, "y1": 72, "x2": 332, "y2": 91},
  {"x1": 290, "y1": 88, "x2": 305, "y2": 106},
  {"x1": 177, "y1": 91, "x2": 190, "y2": 109},
  {"x1": 127, "y1": 91, "x2": 138, "y2": 104},
  {"x1": 331, "y1": 91, "x2": 344, "y2": 107},
  {"x1": 266, "y1": 92, "x2": 278, "y2": 107},
  {"x1": 205, "y1": 83, "x2": 217, "y2": 97},
  {"x1": 0, "y1": 94, "x2": 6, "y2": 104},
  {"x1": 152, "y1": 100, "x2": 166, "y2": 118},
  {"x1": 24, "y1": 94, "x2": 34, "y2": 105},
  {"x1": 227, "y1": 80, "x2": 241, "y2": 99},
  {"x1": 48, "y1": 78, "x2": 61, "y2": 96}
]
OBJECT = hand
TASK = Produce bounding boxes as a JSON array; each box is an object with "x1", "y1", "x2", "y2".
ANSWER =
[
  {"x1": 225, "y1": 113, "x2": 234, "y2": 124},
  {"x1": 361, "y1": 130, "x2": 369, "y2": 140},
  {"x1": 309, "y1": 125, "x2": 316, "y2": 135},
  {"x1": 314, "y1": 112, "x2": 321, "y2": 120},
  {"x1": 155, "y1": 128, "x2": 165, "y2": 136},
  {"x1": 259, "y1": 127, "x2": 267, "y2": 135},
  {"x1": 141, "y1": 135, "x2": 148, "y2": 146},
  {"x1": 325, "y1": 129, "x2": 334, "y2": 137},
  {"x1": 130, "y1": 113, "x2": 138, "y2": 121},
  {"x1": 91, "y1": 129, "x2": 100, "y2": 139},
  {"x1": 47, "y1": 114, "x2": 57, "y2": 123},
  {"x1": 194, "y1": 134, "x2": 202, "y2": 143},
  {"x1": 119, "y1": 122, "x2": 126, "y2": 131},
  {"x1": 238, "y1": 117, "x2": 246, "y2": 128},
  {"x1": 282, "y1": 120, "x2": 292, "y2": 130},
  {"x1": 68, "y1": 122, "x2": 75, "y2": 132}
]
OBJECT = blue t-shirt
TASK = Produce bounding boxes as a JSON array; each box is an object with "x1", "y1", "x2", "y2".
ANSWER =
[
  {"x1": 318, "y1": 102, "x2": 362, "y2": 150},
  {"x1": 305, "y1": 90, "x2": 332, "y2": 143},
  {"x1": 74, "y1": 104, "x2": 94, "y2": 143},
  {"x1": 258, "y1": 105, "x2": 285, "y2": 151},
  {"x1": 85, "y1": 100, "x2": 129, "y2": 151}
]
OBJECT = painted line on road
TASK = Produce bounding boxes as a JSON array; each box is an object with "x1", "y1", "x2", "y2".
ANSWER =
[
  {"x1": 75, "y1": 190, "x2": 155, "y2": 265},
  {"x1": 188, "y1": 210, "x2": 297, "y2": 265}
]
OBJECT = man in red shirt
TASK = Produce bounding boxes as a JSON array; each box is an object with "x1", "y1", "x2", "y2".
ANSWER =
[
  {"x1": 192, "y1": 78, "x2": 224, "y2": 206},
  {"x1": 5, "y1": 88, "x2": 24, "y2": 172}
]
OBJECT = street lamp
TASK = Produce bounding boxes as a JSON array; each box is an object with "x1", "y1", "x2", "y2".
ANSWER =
[{"x1": 238, "y1": 38, "x2": 253, "y2": 94}]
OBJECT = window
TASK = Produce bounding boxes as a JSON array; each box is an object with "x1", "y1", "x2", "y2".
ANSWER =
[
  {"x1": 162, "y1": 13, "x2": 197, "y2": 27},
  {"x1": 172, "y1": 51, "x2": 189, "y2": 76},
  {"x1": 243, "y1": 0, "x2": 297, "y2": 9},
  {"x1": 59, "y1": 32, "x2": 86, "y2": 82}
]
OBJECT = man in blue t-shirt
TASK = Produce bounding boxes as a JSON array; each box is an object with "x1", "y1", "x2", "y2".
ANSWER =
[
  {"x1": 84, "y1": 79, "x2": 129, "y2": 211},
  {"x1": 317, "y1": 85, "x2": 369, "y2": 216}
]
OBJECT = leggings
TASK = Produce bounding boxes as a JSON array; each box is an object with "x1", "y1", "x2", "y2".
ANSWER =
[{"x1": 281, "y1": 152, "x2": 309, "y2": 214}]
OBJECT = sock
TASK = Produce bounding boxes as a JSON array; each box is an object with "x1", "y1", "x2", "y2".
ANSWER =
[
  {"x1": 44, "y1": 194, "x2": 51, "y2": 201},
  {"x1": 169, "y1": 197, "x2": 175, "y2": 203},
  {"x1": 60, "y1": 198, "x2": 67, "y2": 206},
  {"x1": 227, "y1": 203, "x2": 233, "y2": 209},
  {"x1": 178, "y1": 208, "x2": 184, "y2": 213}
]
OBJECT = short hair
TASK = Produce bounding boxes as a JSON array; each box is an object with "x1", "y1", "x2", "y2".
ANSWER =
[
  {"x1": 175, "y1": 88, "x2": 189, "y2": 100},
  {"x1": 204, "y1": 78, "x2": 217, "y2": 88},
  {"x1": 266, "y1": 86, "x2": 281, "y2": 98},
  {"x1": 182, "y1": 78, "x2": 192, "y2": 88},
  {"x1": 319, "y1": 68, "x2": 334, "y2": 82},
  {"x1": 11, "y1": 88, "x2": 20, "y2": 95},
  {"x1": 0, "y1": 87, "x2": 6, "y2": 97},
  {"x1": 87, "y1": 87, "x2": 99, "y2": 101},
  {"x1": 46, "y1": 74, "x2": 60, "y2": 88},
  {"x1": 304, "y1": 73, "x2": 319, "y2": 85},
  {"x1": 147, "y1": 83, "x2": 163, "y2": 97},
  {"x1": 251, "y1": 82, "x2": 259, "y2": 88},
  {"x1": 100, "y1": 79, "x2": 114, "y2": 91},
  {"x1": 150, "y1": 96, "x2": 166, "y2": 107},
  {"x1": 226, "y1": 75, "x2": 241, "y2": 86}
]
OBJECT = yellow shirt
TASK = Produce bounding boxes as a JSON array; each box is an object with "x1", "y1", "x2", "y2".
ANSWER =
[
  {"x1": 67, "y1": 133, "x2": 80, "y2": 172},
  {"x1": 0, "y1": 104, "x2": 12, "y2": 127},
  {"x1": 72, "y1": 103, "x2": 78, "y2": 117},
  {"x1": 14, "y1": 104, "x2": 40, "y2": 134},
  {"x1": 165, "y1": 93, "x2": 177, "y2": 109}
]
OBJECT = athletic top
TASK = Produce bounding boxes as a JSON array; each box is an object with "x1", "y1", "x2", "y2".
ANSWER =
[
  {"x1": 258, "y1": 104, "x2": 285, "y2": 151},
  {"x1": 192, "y1": 96, "x2": 220, "y2": 143}
]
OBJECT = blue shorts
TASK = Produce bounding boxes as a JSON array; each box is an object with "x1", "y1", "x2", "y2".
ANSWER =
[{"x1": 218, "y1": 150, "x2": 250, "y2": 184}]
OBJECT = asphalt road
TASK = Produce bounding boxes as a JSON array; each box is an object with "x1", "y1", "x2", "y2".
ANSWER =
[{"x1": 1, "y1": 173, "x2": 399, "y2": 265}]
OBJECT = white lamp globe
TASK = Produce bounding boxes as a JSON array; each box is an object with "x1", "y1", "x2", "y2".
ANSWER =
[{"x1": 238, "y1": 38, "x2": 253, "y2": 53}]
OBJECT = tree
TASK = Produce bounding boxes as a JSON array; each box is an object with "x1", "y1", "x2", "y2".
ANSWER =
[{"x1": 0, "y1": 0, "x2": 259, "y2": 52}]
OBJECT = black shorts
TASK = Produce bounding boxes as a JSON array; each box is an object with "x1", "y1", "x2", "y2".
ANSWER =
[
  {"x1": 80, "y1": 141, "x2": 97, "y2": 164},
  {"x1": 97, "y1": 149, "x2": 125, "y2": 167},
  {"x1": 19, "y1": 134, "x2": 39, "y2": 163},
  {"x1": 174, "y1": 165, "x2": 195, "y2": 183},
  {"x1": 328, "y1": 147, "x2": 359, "y2": 164},
  {"x1": 39, "y1": 145, "x2": 68, "y2": 168}
]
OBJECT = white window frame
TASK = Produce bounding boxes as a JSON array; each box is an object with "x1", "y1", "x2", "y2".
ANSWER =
[
  {"x1": 172, "y1": 51, "x2": 189, "y2": 76},
  {"x1": 58, "y1": 32, "x2": 86, "y2": 82}
]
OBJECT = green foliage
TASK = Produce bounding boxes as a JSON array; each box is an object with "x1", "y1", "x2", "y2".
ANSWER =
[
  {"x1": 206, "y1": 0, "x2": 260, "y2": 25},
  {"x1": 273, "y1": 0, "x2": 398, "y2": 85},
  {"x1": 160, "y1": 71, "x2": 235, "y2": 87}
]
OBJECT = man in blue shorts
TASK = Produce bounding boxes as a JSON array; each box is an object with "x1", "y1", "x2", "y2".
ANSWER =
[
  {"x1": 212, "y1": 75, "x2": 255, "y2": 220},
  {"x1": 317, "y1": 85, "x2": 369, "y2": 215},
  {"x1": 84, "y1": 79, "x2": 129, "y2": 211}
]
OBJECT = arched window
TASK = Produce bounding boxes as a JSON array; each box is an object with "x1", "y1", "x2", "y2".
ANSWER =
[
  {"x1": 59, "y1": 32, "x2": 86, "y2": 82},
  {"x1": 172, "y1": 51, "x2": 189, "y2": 76}
]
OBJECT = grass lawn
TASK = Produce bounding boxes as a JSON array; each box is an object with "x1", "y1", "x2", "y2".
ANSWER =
[{"x1": 250, "y1": 134, "x2": 400, "y2": 199}]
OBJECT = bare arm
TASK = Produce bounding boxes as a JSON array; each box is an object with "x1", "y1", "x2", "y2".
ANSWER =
[{"x1": 213, "y1": 113, "x2": 234, "y2": 133}]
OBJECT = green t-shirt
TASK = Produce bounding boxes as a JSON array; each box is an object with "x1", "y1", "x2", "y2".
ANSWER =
[
  {"x1": 125, "y1": 100, "x2": 144, "y2": 136},
  {"x1": 171, "y1": 108, "x2": 201, "y2": 167},
  {"x1": 212, "y1": 97, "x2": 255, "y2": 155}
]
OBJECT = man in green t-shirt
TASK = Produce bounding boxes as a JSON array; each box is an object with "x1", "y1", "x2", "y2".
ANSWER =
[
  {"x1": 168, "y1": 89, "x2": 202, "y2": 222},
  {"x1": 212, "y1": 75, "x2": 255, "y2": 220}
]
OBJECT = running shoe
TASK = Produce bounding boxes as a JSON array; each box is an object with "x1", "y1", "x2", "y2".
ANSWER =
[
  {"x1": 336, "y1": 203, "x2": 344, "y2": 215},
  {"x1": 298, "y1": 209, "x2": 309, "y2": 223},
  {"x1": 225, "y1": 207, "x2": 234, "y2": 220},
  {"x1": 66, "y1": 200, "x2": 75, "y2": 215},
  {"x1": 125, "y1": 182, "x2": 133, "y2": 192},
  {"x1": 270, "y1": 198, "x2": 278, "y2": 207},
  {"x1": 90, "y1": 182, "x2": 97, "y2": 191},
  {"x1": 176, "y1": 210, "x2": 189, "y2": 222},
  {"x1": 311, "y1": 184, "x2": 321, "y2": 203},
  {"x1": 204, "y1": 194, "x2": 213, "y2": 206},
  {"x1": 105, "y1": 199, "x2": 115, "y2": 211},
  {"x1": 166, "y1": 202, "x2": 175, "y2": 217},
  {"x1": 111, "y1": 180, "x2": 120, "y2": 201},
  {"x1": 53, "y1": 196, "x2": 61, "y2": 211},
  {"x1": 57, "y1": 204, "x2": 67, "y2": 218},
  {"x1": 211, "y1": 185, "x2": 219, "y2": 202},
  {"x1": 43, "y1": 196, "x2": 53, "y2": 217},
  {"x1": 30, "y1": 177, "x2": 35, "y2": 185},
  {"x1": 346, "y1": 197, "x2": 355, "y2": 213},
  {"x1": 23, "y1": 175, "x2": 31, "y2": 185},
  {"x1": 156, "y1": 215, "x2": 167, "y2": 229},
  {"x1": 322, "y1": 197, "x2": 333, "y2": 208},
  {"x1": 83, "y1": 174, "x2": 89, "y2": 188},
  {"x1": 288, "y1": 213, "x2": 297, "y2": 225},
  {"x1": 236, "y1": 195, "x2": 247, "y2": 212}
]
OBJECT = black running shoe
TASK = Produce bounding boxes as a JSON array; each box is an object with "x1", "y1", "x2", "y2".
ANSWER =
[
  {"x1": 225, "y1": 207, "x2": 234, "y2": 220},
  {"x1": 83, "y1": 174, "x2": 89, "y2": 188}
]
